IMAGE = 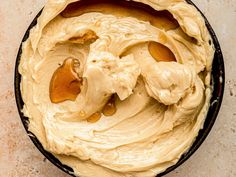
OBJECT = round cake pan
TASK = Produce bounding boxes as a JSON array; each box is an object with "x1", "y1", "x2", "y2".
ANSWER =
[{"x1": 14, "y1": 0, "x2": 225, "y2": 176}]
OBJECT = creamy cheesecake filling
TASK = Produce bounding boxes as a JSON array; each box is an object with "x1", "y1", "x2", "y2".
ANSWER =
[{"x1": 19, "y1": 0, "x2": 214, "y2": 177}]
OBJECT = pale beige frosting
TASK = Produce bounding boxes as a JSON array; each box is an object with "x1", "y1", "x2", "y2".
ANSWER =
[{"x1": 19, "y1": 0, "x2": 215, "y2": 176}]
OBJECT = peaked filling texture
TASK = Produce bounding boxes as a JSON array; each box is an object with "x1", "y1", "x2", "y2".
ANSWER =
[{"x1": 19, "y1": 0, "x2": 215, "y2": 176}]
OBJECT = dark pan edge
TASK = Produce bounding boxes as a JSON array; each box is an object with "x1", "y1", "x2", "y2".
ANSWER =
[{"x1": 14, "y1": 1, "x2": 225, "y2": 177}]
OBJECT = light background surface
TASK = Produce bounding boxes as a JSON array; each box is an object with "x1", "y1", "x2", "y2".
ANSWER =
[{"x1": 0, "y1": 0, "x2": 235, "y2": 176}]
